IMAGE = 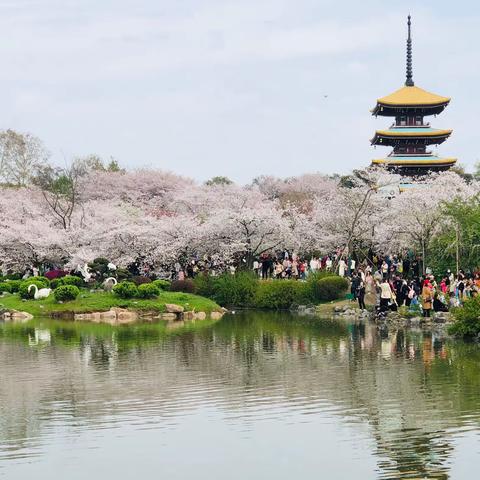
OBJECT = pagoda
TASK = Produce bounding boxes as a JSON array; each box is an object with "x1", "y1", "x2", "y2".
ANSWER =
[{"x1": 370, "y1": 16, "x2": 456, "y2": 174}]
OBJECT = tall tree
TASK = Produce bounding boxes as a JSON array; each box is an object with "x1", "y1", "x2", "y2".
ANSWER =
[
  {"x1": 0, "y1": 129, "x2": 49, "y2": 186},
  {"x1": 33, "y1": 159, "x2": 88, "y2": 230}
]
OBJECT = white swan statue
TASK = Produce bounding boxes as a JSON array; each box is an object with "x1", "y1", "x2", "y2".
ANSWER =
[
  {"x1": 77, "y1": 263, "x2": 92, "y2": 282},
  {"x1": 28, "y1": 284, "x2": 52, "y2": 300},
  {"x1": 103, "y1": 277, "x2": 118, "y2": 291}
]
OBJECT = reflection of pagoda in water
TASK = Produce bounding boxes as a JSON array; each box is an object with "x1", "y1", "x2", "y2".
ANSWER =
[{"x1": 371, "y1": 16, "x2": 456, "y2": 175}]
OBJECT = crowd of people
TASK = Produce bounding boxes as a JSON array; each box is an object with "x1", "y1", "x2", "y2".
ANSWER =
[
  {"x1": 349, "y1": 262, "x2": 479, "y2": 317},
  {"x1": 252, "y1": 253, "x2": 334, "y2": 280},
  {"x1": 251, "y1": 251, "x2": 479, "y2": 317}
]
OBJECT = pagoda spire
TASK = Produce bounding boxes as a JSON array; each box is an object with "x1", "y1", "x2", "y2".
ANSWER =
[{"x1": 405, "y1": 15, "x2": 414, "y2": 86}]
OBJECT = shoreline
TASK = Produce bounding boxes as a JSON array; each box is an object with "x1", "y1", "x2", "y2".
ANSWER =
[
  {"x1": 0, "y1": 292, "x2": 456, "y2": 333},
  {"x1": 0, "y1": 290, "x2": 225, "y2": 325}
]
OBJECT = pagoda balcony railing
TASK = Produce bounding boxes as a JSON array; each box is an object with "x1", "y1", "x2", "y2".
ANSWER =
[
  {"x1": 388, "y1": 151, "x2": 433, "y2": 157},
  {"x1": 390, "y1": 122, "x2": 431, "y2": 128}
]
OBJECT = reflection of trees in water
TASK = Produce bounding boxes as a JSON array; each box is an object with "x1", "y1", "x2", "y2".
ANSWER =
[
  {"x1": 345, "y1": 326, "x2": 480, "y2": 479},
  {"x1": 1, "y1": 314, "x2": 480, "y2": 478},
  {"x1": 374, "y1": 428, "x2": 452, "y2": 479}
]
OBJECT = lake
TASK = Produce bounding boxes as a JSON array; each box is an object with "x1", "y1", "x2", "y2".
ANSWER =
[{"x1": 1, "y1": 312, "x2": 479, "y2": 479}]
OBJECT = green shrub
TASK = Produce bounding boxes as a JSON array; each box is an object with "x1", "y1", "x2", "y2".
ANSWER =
[
  {"x1": 310, "y1": 276, "x2": 349, "y2": 302},
  {"x1": 88, "y1": 257, "x2": 110, "y2": 277},
  {"x1": 209, "y1": 272, "x2": 258, "y2": 307},
  {"x1": 19, "y1": 278, "x2": 50, "y2": 299},
  {"x1": 0, "y1": 282, "x2": 11, "y2": 293},
  {"x1": 152, "y1": 279, "x2": 171, "y2": 291},
  {"x1": 52, "y1": 275, "x2": 84, "y2": 289},
  {"x1": 132, "y1": 276, "x2": 151, "y2": 285},
  {"x1": 137, "y1": 283, "x2": 160, "y2": 299},
  {"x1": 50, "y1": 278, "x2": 62, "y2": 289},
  {"x1": 449, "y1": 296, "x2": 480, "y2": 337},
  {"x1": 170, "y1": 279, "x2": 196, "y2": 294},
  {"x1": 193, "y1": 274, "x2": 217, "y2": 298},
  {"x1": 5, "y1": 280, "x2": 22, "y2": 293},
  {"x1": 54, "y1": 285, "x2": 80, "y2": 302},
  {"x1": 113, "y1": 281, "x2": 138, "y2": 299},
  {"x1": 116, "y1": 268, "x2": 131, "y2": 281},
  {"x1": 92, "y1": 257, "x2": 110, "y2": 265},
  {"x1": 3, "y1": 273, "x2": 22, "y2": 280},
  {"x1": 254, "y1": 280, "x2": 311, "y2": 309},
  {"x1": 307, "y1": 270, "x2": 337, "y2": 281},
  {"x1": 61, "y1": 275, "x2": 84, "y2": 287}
]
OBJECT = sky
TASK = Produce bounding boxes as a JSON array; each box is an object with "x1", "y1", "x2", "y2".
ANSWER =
[{"x1": 1, "y1": 0, "x2": 480, "y2": 183}]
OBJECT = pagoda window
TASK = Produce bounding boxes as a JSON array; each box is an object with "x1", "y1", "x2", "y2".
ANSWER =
[
  {"x1": 399, "y1": 116, "x2": 407, "y2": 126},
  {"x1": 415, "y1": 116, "x2": 423, "y2": 126}
]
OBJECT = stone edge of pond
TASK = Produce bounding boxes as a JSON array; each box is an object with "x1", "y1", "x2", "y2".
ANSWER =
[
  {"x1": 292, "y1": 302, "x2": 455, "y2": 334},
  {"x1": 0, "y1": 305, "x2": 228, "y2": 325}
]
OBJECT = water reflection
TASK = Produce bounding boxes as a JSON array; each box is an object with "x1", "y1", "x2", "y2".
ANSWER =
[{"x1": 1, "y1": 313, "x2": 479, "y2": 479}]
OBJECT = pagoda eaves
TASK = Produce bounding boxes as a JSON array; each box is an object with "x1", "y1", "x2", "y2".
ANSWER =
[
  {"x1": 370, "y1": 15, "x2": 456, "y2": 174},
  {"x1": 371, "y1": 127, "x2": 452, "y2": 146},
  {"x1": 372, "y1": 85, "x2": 450, "y2": 117}
]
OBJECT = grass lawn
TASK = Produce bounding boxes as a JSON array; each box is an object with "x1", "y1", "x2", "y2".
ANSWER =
[{"x1": 0, "y1": 290, "x2": 221, "y2": 317}]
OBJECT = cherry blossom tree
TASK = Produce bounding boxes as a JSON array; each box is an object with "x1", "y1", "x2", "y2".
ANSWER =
[
  {"x1": 1, "y1": 163, "x2": 479, "y2": 276},
  {"x1": 0, "y1": 187, "x2": 67, "y2": 271},
  {"x1": 373, "y1": 172, "x2": 478, "y2": 273}
]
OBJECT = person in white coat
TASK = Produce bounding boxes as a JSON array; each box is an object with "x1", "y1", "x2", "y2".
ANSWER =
[
  {"x1": 338, "y1": 258, "x2": 347, "y2": 277},
  {"x1": 379, "y1": 279, "x2": 393, "y2": 312}
]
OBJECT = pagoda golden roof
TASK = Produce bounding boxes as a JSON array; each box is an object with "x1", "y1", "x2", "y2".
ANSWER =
[
  {"x1": 377, "y1": 85, "x2": 450, "y2": 107},
  {"x1": 375, "y1": 128, "x2": 452, "y2": 138},
  {"x1": 372, "y1": 156, "x2": 457, "y2": 166}
]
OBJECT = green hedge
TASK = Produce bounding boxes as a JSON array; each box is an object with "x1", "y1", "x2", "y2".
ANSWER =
[
  {"x1": 204, "y1": 272, "x2": 257, "y2": 307},
  {"x1": 4, "y1": 280, "x2": 22, "y2": 293},
  {"x1": 193, "y1": 272, "x2": 347, "y2": 309},
  {"x1": 54, "y1": 285, "x2": 80, "y2": 302},
  {"x1": 0, "y1": 274, "x2": 22, "y2": 281},
  {"x1": 307, "y1": 270, "x2": 339, "y2": 281},
  {"x1": 116, "y1": 268, "x2": 131, "y2": 281},
  {"x1": 152, "y1": 279, "x2": 171, "y2": 291},
  {"x1": 137, "y1": 283, "x2": 160, "y2": 298},
  {"x1": 113, "y1": 281, "x2": 138, "y2": 299},
  {"x1": 0, "y1": 282, "x2": 11, "y2": 293},
  {"x1": 449, "y1": 296, "x2": 480, "y2": 337},
  {"x1": 309, "y1": 276, "x2": 349, "y2": 302},
  {"x1": 193, "y1": 274, "x2": 217, "y2": 298},
  {"x1": 254, "y1": 280, "x2": 311, "y2": 309},
  {"x1": 51, "y1": 275, "x2": 84, "y2": 289}
]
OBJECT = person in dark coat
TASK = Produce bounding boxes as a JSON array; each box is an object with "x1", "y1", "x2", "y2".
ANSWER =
[
  {"x1": 403, "y1": 258, "x2": 410, "y2": 278},
  {"x1": 396, "y1": 279, "x2": 409, "y2": 307},
  {"x1": 412, "y1": 260, "x2": 420, "y2": 278},
  {"x1": 357, "y1": 280, "x2": 366, "y2": 310},
  {"x1": 351, "y1": 273, "x2": 361, "y2": 301},
  {"x1": 433, "y1": 294, "x2": 448, "y2": 312}
]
